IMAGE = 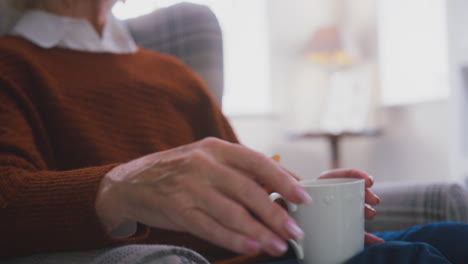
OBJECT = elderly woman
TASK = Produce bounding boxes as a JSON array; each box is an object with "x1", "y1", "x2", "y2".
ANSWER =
[{"x1": 1, "y1": 0, "x2": 466, "y2": 264}]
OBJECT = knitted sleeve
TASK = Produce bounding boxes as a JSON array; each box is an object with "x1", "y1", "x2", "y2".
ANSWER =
[{"x1": 0, "y1": 77, "x2": 149, "y2": 258}]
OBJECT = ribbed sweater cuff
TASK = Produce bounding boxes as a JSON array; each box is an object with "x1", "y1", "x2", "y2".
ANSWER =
[{"x1": 1, "y1": 164, "x2": 150, "y2": 256}]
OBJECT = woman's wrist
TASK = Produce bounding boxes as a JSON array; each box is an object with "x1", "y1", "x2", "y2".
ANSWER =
[{"x1": 95, "y1": 167, "x2": 129, "y2": 235}]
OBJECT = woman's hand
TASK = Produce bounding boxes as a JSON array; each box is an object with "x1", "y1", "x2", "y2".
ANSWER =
[
  {"x1": 95, "y1": 138, "x2": 312, "y2": 257},
  {"x1": 318, "y1": 169, "x2": 385, "y2": 245}
]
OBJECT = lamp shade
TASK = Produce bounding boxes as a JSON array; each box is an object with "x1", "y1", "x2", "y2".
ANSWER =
[{"x1": 304, "y1": 25, "x2": 356, "y2": 66}]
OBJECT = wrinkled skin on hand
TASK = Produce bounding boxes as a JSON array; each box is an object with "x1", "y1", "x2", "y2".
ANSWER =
[
  {"x1": 96, "y1": 138, "x2": 383, "y2": 258},
  {"x1": 96, "y1": 138, "x2": 312, "y2": 256}
]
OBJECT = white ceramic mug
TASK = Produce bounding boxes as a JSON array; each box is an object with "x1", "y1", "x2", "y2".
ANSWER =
[{"x1": 270, "y1": 178, "x2": 365, "y2": 264}]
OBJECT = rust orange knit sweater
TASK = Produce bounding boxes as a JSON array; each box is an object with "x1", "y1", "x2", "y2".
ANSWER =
[{"x1": 0, "y1": 36, "x2": 286, "y2": 263}]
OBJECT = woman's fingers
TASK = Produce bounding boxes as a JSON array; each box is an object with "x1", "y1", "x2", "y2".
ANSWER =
[
  {"x1": 319, "y1": 169, "x2": 374, "y2": 188},
  {"x1": 365, "y1": 232, "x2": 385, "y2": 246},
  {"x1": 319, "y1": 169, "x2": 381, "y2": 206},
  {"x1": 366, "y1": 188, "x2": 381, "y2": 206},
  {"x1": 272, "y1": 155, "x2": 301, "y2": 181},
  {"x1": 211, "y1": 165, "x2": 304, "y2": 241},
  {"x1": 281, "y1": 166, "x2": 301, "y2": 181},
  {"x1": 196, "y1": 189, "x2": 289, "y2": 256},
  {"x1": 365, "y1": 204, "x2": 377, "y2": 219},
  {"x1": 180, "y1": 209, "x2": 263, "y2": 256},
  {"x1": 210, "y1": 141, "x2": 310, "y2": 205}
]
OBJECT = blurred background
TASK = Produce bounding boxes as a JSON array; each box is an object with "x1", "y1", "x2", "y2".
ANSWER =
[{"x1": 114, "y1": 0, "x2": 468, "y2": 184}]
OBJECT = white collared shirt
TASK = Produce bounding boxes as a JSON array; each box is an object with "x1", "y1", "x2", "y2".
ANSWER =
[{"x1": 10, "y1": 10, "x2": 138, "y2": 54}]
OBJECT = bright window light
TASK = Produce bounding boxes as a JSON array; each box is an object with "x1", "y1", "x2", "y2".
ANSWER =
[
  {"x1": 112, "y1": 0, "x2": 160, "y2": 20},
  {"x1": 378, "y1": 0, "x2": 449, "y2": 105},
  {"x1": 113, "y1": 0, "x2": 272, "y2": 115}
]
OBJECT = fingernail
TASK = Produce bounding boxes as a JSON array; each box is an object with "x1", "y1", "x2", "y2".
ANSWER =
[
  {"x1": 295, "y1": 185, "x2": 312, "y2": 204},
  {"x1": 376, "y1": 195, "x2": 382, "y2": 205},
  {"x1": 245, "y1": 239, "x2": 261, "y2": 253},
  {"x1": 285, "y1": 219, "x2": 304, "y2": 240},
  {"x1": 371, "y1": 210, "x2": 377, "y2": 217},
  {"x1": 366, "y1": 205, "x2": 377, "y2": 218},
  {"x1": 368, "y1": 175, "x2": 374, "y2": 185},
  {"x1": 270, "y1": 238, "x2": 288, "y2": 254}
]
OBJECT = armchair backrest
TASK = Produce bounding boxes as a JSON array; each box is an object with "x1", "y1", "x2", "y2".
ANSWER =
[{"x1": 125, "y1": 3, "x2": 224, "y2": 105}]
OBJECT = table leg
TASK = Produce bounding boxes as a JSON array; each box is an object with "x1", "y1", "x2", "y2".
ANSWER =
[{"x1": 329, "y1": 134, "x2": 340, "y2": 169}]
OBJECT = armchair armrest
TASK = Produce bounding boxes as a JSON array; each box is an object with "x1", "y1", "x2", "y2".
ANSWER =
[{"x1": 365, "y1": 182, "x2": 468, "y2": 233}]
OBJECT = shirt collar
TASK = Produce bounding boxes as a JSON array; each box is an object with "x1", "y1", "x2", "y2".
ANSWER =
[{"x1": 10, "y1": 10, "x2": 138, "y2": 54}]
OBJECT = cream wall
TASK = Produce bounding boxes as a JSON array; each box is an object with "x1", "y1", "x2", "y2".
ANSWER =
[
  {"x1": 228, "y1": 0, "x2": 453, "y2": 183},
  {"x1": 229, "y1": 101, "x2": 450, "y2": 183}
]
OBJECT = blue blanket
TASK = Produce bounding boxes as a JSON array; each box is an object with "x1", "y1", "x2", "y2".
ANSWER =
[{"x1": 261, "y1": 222, "x2": 468, "y2": 264}]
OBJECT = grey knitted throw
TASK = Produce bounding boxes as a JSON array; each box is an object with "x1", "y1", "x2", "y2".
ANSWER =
[{"x1": 3, "y1": 245, "x2": 209, "y2": 264}]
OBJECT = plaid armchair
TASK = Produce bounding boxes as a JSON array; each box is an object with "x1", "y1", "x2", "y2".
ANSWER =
[
  {"x1": 367, "y1": 181, "x2": 468, "y2": 232},
  {"x1": 125, "y1": 3, "x2": 224, "y2": 105}
]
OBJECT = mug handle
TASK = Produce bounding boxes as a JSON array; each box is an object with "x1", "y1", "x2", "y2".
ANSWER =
[{"x1": 269, "y1": 193, "x2": 304, "y2": 260}]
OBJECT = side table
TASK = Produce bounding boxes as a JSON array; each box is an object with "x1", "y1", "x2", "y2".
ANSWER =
[{"x1": 287, "y1": 130, "x2": 381, "y2": 169}]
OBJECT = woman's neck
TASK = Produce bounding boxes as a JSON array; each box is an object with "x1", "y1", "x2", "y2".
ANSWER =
[{"x1": 37, "y1": 0, "x2": 116, "y2": 35}]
